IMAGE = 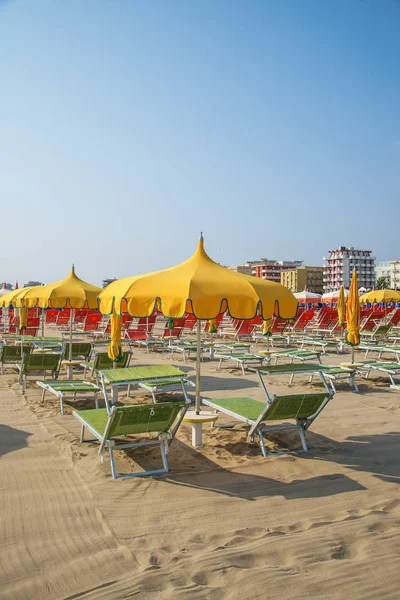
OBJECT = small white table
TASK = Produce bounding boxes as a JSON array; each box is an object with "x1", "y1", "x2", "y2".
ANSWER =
[{"x1": 183, "y1": 410, "x2": 218, "y2": 447}]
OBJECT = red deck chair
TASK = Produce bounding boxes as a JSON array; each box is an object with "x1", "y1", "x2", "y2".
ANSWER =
[
  {"x1": 56, "y1": 310, "x2": 71, "y2": 326},
  {"x1": 45, "y1": 309, "x2": 59, "y2": 324},
  {"x1": 80, "y1": 313, "x2": 102, "y2": 332},
  {"x1": 74, "y1": 309, "x2": 88, "y2": 324}
]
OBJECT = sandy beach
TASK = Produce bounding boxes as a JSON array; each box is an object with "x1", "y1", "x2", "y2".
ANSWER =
[{"x1": 1, "y1": 343, "x2": 400, "y2": 600}]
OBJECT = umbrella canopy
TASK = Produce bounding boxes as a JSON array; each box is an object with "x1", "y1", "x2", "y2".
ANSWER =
[
  {"x1": 337, "y1": 286, "x2": 346, "y2": 327},
  {"x1": 293, "y1": 289, "x2": 322, "y2": 304},
  {"x1": 359, "y1": 289, "x2": 400, "y2": 304},
  {"x1": 20, "y1": 267, "x2": 102, "y2": 360},
  {"x1": 321, "y1": 288, "x2": 349, "y2": 302},
  {"x1": 21, "y1": 266, "x2": 101, "y2": 309},
  {"x1": 98, "y1": 236, "x2": 298, "y2": 320},
  {"x1": 0, "y1": 286, "x2": 34, "y2": 308},
  {"x1": 98, "y1": 235, "x2": 298, "y2": 411},
  {"x1": 346, "y1": 271, "x2": 360, "y2": 350}
]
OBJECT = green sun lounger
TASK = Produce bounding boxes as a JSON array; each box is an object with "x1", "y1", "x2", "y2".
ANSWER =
[
  {"x1": 73, "y1": 401, "x2": 188, "y2": 479},
  {"x1": 361, "y1": 345, "x2": 400, "y2": 362},
  {"x1": 294, "y1": 338, "x2": 342, "y2": 354},
  {"x1": 0, "y1": 344, "x2": 32, "y2": 374},
  {"x1": 138, "y1": 377, "x2": 195, "y2": 403},
  {"x1": 249, "y1": 362, "x2": 331, "y2": 391},
  {"x1": 36, "y1": 380, "x2": 102, "y2": 415},
  {"x1": 16, "y1": 352, "x2": 61, "y2": 388},
  {"x1": 170, "y1": 342, "x2": 203, "y2": 363},
  {"x1": 214, "y1": 352, "x2": 267, "y2": 374},
  {"x1": 357, "y1": 361, "x2": 400, "y2": 389},
  {"x1": 272, "y1": 349, "x2": 322, "y2": 364},
  {"x1": 99, "y1": 365, "x2": 193, "y2": 408},
  {"x1": 203, "y1": 392, "x2": 333, "y2": 457},
  {"x1": 81, "y1": 350, "x2": 132, "y2": 383}
]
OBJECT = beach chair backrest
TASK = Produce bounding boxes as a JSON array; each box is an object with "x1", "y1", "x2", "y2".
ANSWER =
[
  {"x1": 93, "y1": 350, "x2": 131, "y2": 370},
  {"x1": 64, "y1": 342, "x2": 92, "y2": 359},
  {"x1": 83, "y1": 313, "x2": 102, "y2": 331},
  {"x1": 21, "y1": 327, "x2": 38, "y2": 337},
  {"x1": 45, "y1": 309, "x2": 59, "y2": 324},
  {"x1": 264, "y1": 393, "x2": 330, "y2": 421},
  {"x1": 1, "y1": 345, "x2": 32, "y2": 360},
  {"x1": 108, "y1": 402, "x2": 185, "y2": 437},
  {"x1": 124, "y1": 329, "x2": 147, "y2": 341},
  {"x1": 22, "y1": 353, "x2": 61, "y2": 372}
]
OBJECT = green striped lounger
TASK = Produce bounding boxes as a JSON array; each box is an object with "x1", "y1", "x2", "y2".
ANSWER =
[
  {"x1": 73, "y1": 401, "x2": 188, "y2": 479},
  {"x1": 214, "y1": 352, "x2": 267, "y2": 374},
  {"x1": 357, "y1": 361, "x2": 400, "y2": 389},
  {"x1": 203, "y1": 392, "x2": 333, "y2": 457},
  {"x1": 36, "y1": 380, "x2": 102, "y2": 415},
  {"x1": 99, "y1": 365, "x2": 193, "y2": 407}
]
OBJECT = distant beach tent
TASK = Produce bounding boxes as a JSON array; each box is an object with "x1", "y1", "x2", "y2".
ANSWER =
[
  {"x1": 321, "y1": 288, "x2": 350, "y2": 303},
  {"x1": 0, "y1": 283, "x2": 10, "y2": 297},
  {"x1": 293, "y1": 289, "x2": 322, "y2": 304},
  {"x1": 98, "y1": 234, "x2": 298, "y2": 411},
  {"x1": 359, "y1": 289, "x2": 400, "y2": 304}
]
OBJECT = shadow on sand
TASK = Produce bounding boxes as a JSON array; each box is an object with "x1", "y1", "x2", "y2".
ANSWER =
[{"x1": 0, "y1": 424, "x2": 32, "y2": 458}]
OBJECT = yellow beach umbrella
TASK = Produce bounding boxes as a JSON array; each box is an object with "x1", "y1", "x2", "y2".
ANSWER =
[
  {"x1": 98, "y1": 235, "x2": 298, "y2": 410},
  {"x1": 0, "y1": 286, "x2": 34, "y2": 309},
  {"x1": 0, "y1": 287, "x2": 34, "y2": 332},
  {"x1": 346, "y1": 270, "x2": 360, "y2": 362},
  {"x1": 22, "y1": 266, "x2": 101, "y2": 309},
  {"x1": 359, "y1": 289, "x2": 400, "y2": 304},
  {"x1": 20, "y1": 266, "x2": 102, "y2": 360},
  {"x1": 337, "y1": 286, "x2": 346, "y2": 327}
]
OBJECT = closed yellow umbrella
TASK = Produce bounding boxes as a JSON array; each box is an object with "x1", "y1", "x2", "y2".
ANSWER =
[
  {"x1": 262, "y1": 319, "x2": 273, "y2": 335},
  {"x1": 359, "y1": 289, "x2": 400, "y2": 304},
  {"x1": 337, "y1": 286, "x2": 346, "y2": 327},
  {"x1": 98, "y1": 235, "x2": 298, "y2": 411},
  {"x1": 346, "y1": 270, "x2": 360, "y2": 362},
  {"x1": 19, "y1": 306, "x2": 28, "y2": 331},
  {"x1": 20, "y1": 266, "x2": 102, "y2": 360},
  {"x1": 108, "y1": 313, "x2": 123, "y2": 362}
]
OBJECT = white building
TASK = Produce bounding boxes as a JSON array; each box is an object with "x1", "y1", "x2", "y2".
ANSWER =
[
  {"x1": 323, "y1": 247, "x2": 375, "y2": 292},
  {"x1": 376, "y1": 260, "x2": 400, "y2": 289}
]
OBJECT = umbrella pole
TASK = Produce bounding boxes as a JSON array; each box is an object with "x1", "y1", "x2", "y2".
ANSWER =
[
  {"x1": 41, "y1": 308, "x2": 45, "y2": 337},
  {"x1": 195, "y1": 319, "x2": 202, "y2": 414},
  {"x1": 69, "y1": 307, "x2": 73, "y2": 361}
]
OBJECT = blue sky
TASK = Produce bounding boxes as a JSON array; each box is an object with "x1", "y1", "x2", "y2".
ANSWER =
[{"x1": 1, "y1": 0, "x2": 399, "y2": 286}]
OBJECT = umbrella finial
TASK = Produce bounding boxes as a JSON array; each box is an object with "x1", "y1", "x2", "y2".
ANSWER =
[{"x1": 199, "y1": 232, "x2": 204, "y2": 241}]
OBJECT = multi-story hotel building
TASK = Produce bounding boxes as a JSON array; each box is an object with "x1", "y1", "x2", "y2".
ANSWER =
[
  {"x1": 376, "y1": 260, "x2": 400, "y2": 290},
  {"x1": 323, "y1": 247, "x2": 375, "y2": 292},
  {"x1": 251, "y1": 259, "x2": 303, "y2": 283},
  {"x1": 281, "y1": 266, "x2": 324, "y2": 294}
]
